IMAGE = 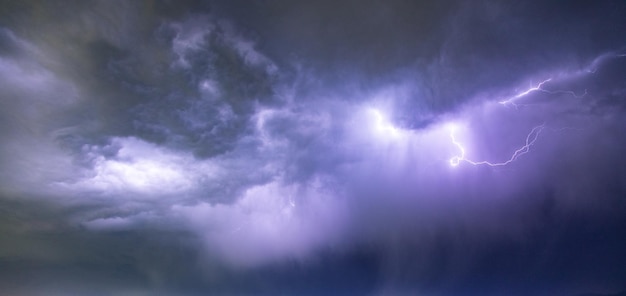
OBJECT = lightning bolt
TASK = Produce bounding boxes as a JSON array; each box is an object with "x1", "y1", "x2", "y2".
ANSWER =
[
  {"x1": 498, "y1": 78, "x2": 587, "y2": 108},
  {"x1": 449, "y1": 124, "x2": 545, "y2": 167},
  {"x1": 500, "y1": 78, "x2": 553, "y2": 104},
  {"x1": 445, "y1": 51, "x2": 625, "y2": 168},
  {"x1": 447, "y1": 77, "x2": 579, "y2": 167}
]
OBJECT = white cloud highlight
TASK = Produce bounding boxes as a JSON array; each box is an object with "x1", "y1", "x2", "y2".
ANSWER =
[{"x1": 174, "y1": 178, "x2": 348, "y2": 266}]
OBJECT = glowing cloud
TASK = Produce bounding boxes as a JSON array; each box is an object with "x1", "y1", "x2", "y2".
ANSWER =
[
  {"x1": 60, "y1": 137, "x2": 198, "y2": 195},
  {"x1": 367, "y1": 108, "x2": 402, "y2": 139}
]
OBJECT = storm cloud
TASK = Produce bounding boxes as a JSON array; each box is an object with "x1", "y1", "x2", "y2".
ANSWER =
[{"x1": 1, "y1": 1, "x2": 626, "y2": 295}]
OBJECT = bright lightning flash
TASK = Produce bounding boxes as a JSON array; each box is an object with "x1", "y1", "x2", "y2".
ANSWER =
[
  {"x1": 369, "y1": 108, "x2": 401, "y2": 138},
  {"x1": 448, "y1": 124, "x2": 545, "y2": 167},
  {"x1": 446, "y1": 53, "x2": 620, "y2": 167},
  {"x1": 498, "y1": 78, "x2": 586, "y2": 107}
]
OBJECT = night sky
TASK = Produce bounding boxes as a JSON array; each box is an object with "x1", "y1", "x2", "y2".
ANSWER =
[{"x1": 1, "y1": 1, "x2": 626, "y2": 295}]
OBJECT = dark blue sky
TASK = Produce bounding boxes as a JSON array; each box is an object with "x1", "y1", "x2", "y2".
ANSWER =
[{"x1": 0, "y1": 1, "x2": 625, "y2": 295}]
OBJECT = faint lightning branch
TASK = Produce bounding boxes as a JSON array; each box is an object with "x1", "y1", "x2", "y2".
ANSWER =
[
  {"x1": 449, "y1": 124, "x2": 545, "y2": 167},
  {"x1": 498, "y1": 78, "x2": 587, "y2": 108},
  {"x1": 511, "y1": 79, "x2": 552, "y2": 99},
  {"x1": 288, "y1": 194, "x2": 296, "y2": 207}
]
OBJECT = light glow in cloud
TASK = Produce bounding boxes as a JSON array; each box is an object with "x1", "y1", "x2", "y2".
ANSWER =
[
  {"x1": 368, "y1": 108, "x2": 402, "y2": 139},
  {"x1": 60, "y1": 137, "x2": 199, "y2": 195},
  {"x1": 175, "y1": 178, "x2": 348, "y2": 266}
]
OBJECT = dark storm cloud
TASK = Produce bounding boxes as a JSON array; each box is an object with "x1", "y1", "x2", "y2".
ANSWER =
[
  {"x1": 132, "y1": 14, "x2": 281, "y2": 158},
  {"x1": 1, "y1": 1, "x2": 626, "y2": 295}
]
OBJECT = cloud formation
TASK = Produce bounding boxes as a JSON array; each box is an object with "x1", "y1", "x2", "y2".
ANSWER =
[{"x1": 1, "y1": 1, "x2": 626, "y2": 295}]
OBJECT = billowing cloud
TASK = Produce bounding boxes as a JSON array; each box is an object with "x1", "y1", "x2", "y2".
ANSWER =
[{"x1": 1, "y1": 1, "x2": 626, "y2": 295}]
